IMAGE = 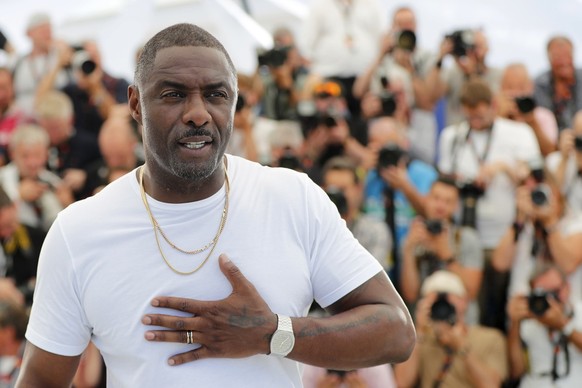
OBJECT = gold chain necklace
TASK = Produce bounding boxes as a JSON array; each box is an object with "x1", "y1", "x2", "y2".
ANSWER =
[{"x1": 138, "y1": 163, "x2": 230, "y2": 275}]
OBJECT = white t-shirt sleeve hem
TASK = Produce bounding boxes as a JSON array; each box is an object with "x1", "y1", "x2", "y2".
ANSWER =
[
  {"x1": 316, "y1": 264, "x2": 383, "y2": 308},
  {"x1": 26, "y1": 327, "x2": 87, "y2": 357}
]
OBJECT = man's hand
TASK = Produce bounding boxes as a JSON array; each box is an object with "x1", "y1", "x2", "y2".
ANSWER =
[
  {"x1": 19, "y1": 179, "x2": 48, "y2": 202},
  {"x1": 537, "y1": 297, "x2": 569, "y2": 331},
  {"x1": 142, "y1": 255, "x2": 277, "y2": 366},
  {"x1": 378, "y1": 161, "x2": 409, "y2": 190},
  {"x1": 507, "y1": 295, "x2": 532, "y2": 324}
]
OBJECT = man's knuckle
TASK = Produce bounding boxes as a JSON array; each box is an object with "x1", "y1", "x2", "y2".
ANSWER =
[{"x1": 175, "y1": 319, "x2": 185, "y2": 330}]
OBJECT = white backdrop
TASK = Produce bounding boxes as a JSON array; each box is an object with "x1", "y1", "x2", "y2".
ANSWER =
[{"x1": 0, "y1": 0, "x2": 581, "y2": 81}]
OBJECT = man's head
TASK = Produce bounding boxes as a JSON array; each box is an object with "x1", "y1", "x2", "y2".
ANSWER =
[
  {"x1": 460, "y1": 79, "x2": 495, "y2": 130},
  {"x1": 425, "y1": 177, "x2": 460, "y2": 221},
  {"x1": 500, "y1": 63, "x2": 534, "y2": 98},
  {"x1": 9, "y1": 125, "x2": 50, "y2": 180},
  {"x1": 472, "y1": 30, "x2": 489, "y2": 64},
  {"x1": 25, "y1": 13, "x2": 52, "y2": 52},
  {"x1": 421, "y1": 270, "x2": 468, "y2": 325},
  {"x1": 529, "y1": 263, "x2": 569, "y2": 312},
  {"x1": 0, "y1": 301, "x2": 28, "y2": 355},
  {"x1": 367, "y1": 117, "x2": 408, "y2": 152},
  {"x1": 129, "y1": 23, "x2": 238, "y2": 186},
  {"x1": 392, "y1": 7, "x2": 416, "y2": 32},
  {"x1": 0, "y1": 68, "x2": 14, "y2": 114},
  {"x1": 99, "y1": 117, "x2": 139, "y2": 170},
  {"x1": 547, "y1": 36, "x2": 575, "y2": 82},
  {"x1": 35, "y1": 91, "x2": 74, "y2": 146},
  {"x1": 322, "y1": 157, "x2": 363, "y2": 221},
  {"x1": 0, "y1": 187, "x2": 18, "y2": 240}
]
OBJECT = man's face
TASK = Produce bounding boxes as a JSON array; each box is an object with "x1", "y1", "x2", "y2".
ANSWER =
[
  {"x1": 0, "y1": 205, "x2": 18, "y2": 240},
  {"x1": 27, "y1": 22, "x2": 52, "y2": 50},
  {"x1": 393, "y1": 9, "x2": 416, "y2": 31},
  {"x1": 130, "y1": 46, "x2": 236, "y2": 183},
  {"x1": 37, "y1": 117, "x2": 72, "y2": 146},
  {"x1": 0, "y1": 71, "x2": 13, "y2": 112},
  {"x1": 11, "y1": 142, "x2": 48, "y2": 179},
  {"x1": 549, "y1": 41, "x2": 574, "y2": 80},
  {"x1": 531, "y1": 268, "x2": 568, "y2": 305},
  {"x1": 323, "y1": 169, "x2": 361, "y2": 219},
  {"x1": 425, "y1": 182, "x2": 459, "y2": 220},
  {"x1": 462, "y1": 102, "x2": 495, "y2": 130}
]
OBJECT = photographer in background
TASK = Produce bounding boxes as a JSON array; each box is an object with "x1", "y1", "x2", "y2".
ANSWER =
[
  {"x1": 497, "y1": 63, "x2": 558, "y2": 156},
  {"x1": 226, "y1": 94, "x2": 258, "y2": 162},
  {"x1": 401, "y1": 177, "x2": 483, "y2": 323},
  {"x1": 363, "y1": 117, "x2": 437, "y2": 281},
  {"x1": 506, "y1": 263, "x2": 582, "y2": 387},
  {"x1": 394, "y1": 270, "x2": 507, "y2": 388},
  {"x1": 426, "y1": 29, "x2": 502, "y2": 126},
  {"x1": 322, "y1": 156, "x2": 392, "y2": 270},
  {"x1": 546, "y1": 111, "x2": 582, "y2": 214},
  {"x1": 438, "y1": 79, "x2": 542, "y2": 330}
]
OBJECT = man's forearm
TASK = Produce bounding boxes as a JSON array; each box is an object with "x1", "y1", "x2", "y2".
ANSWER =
[
  {"x1": 506, "y1": 322, "x2": 527, "y2": 379},
  {"x1": 400, "y1": 181, "x2": 427, "y2": 217},
  {"x1": 288, "y1": 303, "x2": 415, "y2": 369}
]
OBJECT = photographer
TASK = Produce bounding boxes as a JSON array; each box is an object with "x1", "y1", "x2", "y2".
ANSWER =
[
  {"x1": 507, "y1": 263, "x2": 582, "y2": 387},
  {"x1": 394, "y1": 270, "x2": 507, "y2": 388},
  {"x1": 322, "y1": 157, "x2": 392, "y2": 270},
  {"x1": 546, "y1": 111, "x2": 582, "y2": 214},
  {"x1": 401, "y1": 177, "x2": 483, "y2": 323},
  {"x1": 492, "y1": 166, "x2": 582, "y2": 305},
  {"x1": 426, "y1": 29, "x2": 502, "y2": 126},
  {"x1": 497, "y1": 63, "x2": 558, "y2": 156}
]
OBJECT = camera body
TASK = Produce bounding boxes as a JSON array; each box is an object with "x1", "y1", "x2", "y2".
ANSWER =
[
  {"x1": 71, "y1": 49, "x2": 97, "y2": 75},
  {"x1": 257, "y1": 46, "x2": 290, "y2": 68},
  {"x1": 424, "y1": 219, "x2": 444, "y2": 235},
  {"x1": 445, "y1": 30, "x2": 475, "y2": 58},
  {"x1": 515, "y1": 96, "x2": 537, "y2": 114},
  {"x1": 377, "y1": 143, "x2": 405, "y2": 170},
  {"x1": 394, "y1": 29, "x2": 416, "y2": 52},
  {"x1": 528, "y1": 288, "x2": 559, "y2": 316},
  {"x1": 430, "y1": 292, "x2": 457, "y2": 325},
  {"x1": 326, "y1": 187, "x2": 348, "y2": 217}
]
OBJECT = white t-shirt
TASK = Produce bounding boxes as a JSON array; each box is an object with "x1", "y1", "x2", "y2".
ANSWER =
[
  {"x1": 26, "y1": 155, "x2": 383, "y2": 387},
  {"x1": 520, "y1": 302, "x2": 582, "y2": 388},
  {"x1": 546, "y1": 151, "x2": 582, "y2": 215},
  {"x1": 438, "y1": 118, "x2": 542, "y2": 248}
]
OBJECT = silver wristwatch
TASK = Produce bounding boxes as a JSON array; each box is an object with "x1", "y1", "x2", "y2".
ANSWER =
[{"x1": 269, "y1": 314, "x2": 295, "y2": 357}]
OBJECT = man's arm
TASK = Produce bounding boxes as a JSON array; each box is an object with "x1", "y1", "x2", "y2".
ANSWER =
[
  {"x1": 142, "y1": 255, "x2": 416, "y2": 369},
  {"x1": 16, "y1": 343, "x2": 81, "y2": 388}
]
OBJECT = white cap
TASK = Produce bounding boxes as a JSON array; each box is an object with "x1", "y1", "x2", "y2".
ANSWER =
[
  {"x1": 421, "y1": 270, "x2": 466, "y2": 297},
  {"x1": 26, "y1": 12, "x2": 51, "y2": 31}
]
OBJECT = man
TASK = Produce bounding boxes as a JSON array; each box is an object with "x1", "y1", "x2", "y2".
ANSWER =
[
  {"x1": 534, "y1": 36, "x2": 582, "y2": 131},
  {"x1": 0, "y1": 124, "x2": 73, "y2": 232},
  {"x1": 0, "y1": 301, "x2": 29, "y2": 387},
  {"x1": 35, "y1": 90, "x2": 102, "y2": 200},
  {"x1": 438, "y1": 79, "x2": 541, "y2": 330},
  {"x1": 394, "y1": 270, "x2": 508, "y2": 387},
  {"x1": 0, "y1": 68, "x2": 30, "y2": 165},
  {"x1": 426, "y1": 29, "x2": 502, "y2": 126},
  {"x1": 322, "y1": 156, "x2": 392, "y2": 270},
  {"x1": 507, "y1": 263, "x2": 582, "y2": 387},
  {"x1": 17, "y1": 24, "x2": 415, "y2": 387},
  {"x1": 546, "y1": 111, "x2": 582, "y2": 214},
  {"x1": 497, "y1": 63, "x2": 559, "y2": 156},
  {"x1": 400, "y1": 177, "x2": 483, "y2": 323}
]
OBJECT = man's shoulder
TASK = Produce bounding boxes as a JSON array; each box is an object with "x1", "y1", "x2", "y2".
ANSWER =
[
  {"x1": 534, "y1": 70, "x2": 552, "y2": 87},
  {"x1": 407, "y1": 159, "x2": 437, "y2": 176},
  {"x1": 469, "y1": 325, "x2": 506, "y2": 344}
]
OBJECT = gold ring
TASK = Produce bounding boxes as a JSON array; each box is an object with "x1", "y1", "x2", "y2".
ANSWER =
[{"x1": 186, "y1": 330, "x2": 193, "y2": 344}]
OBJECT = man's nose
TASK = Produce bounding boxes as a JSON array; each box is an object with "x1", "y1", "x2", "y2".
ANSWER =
[{"x1": 182, "y1": 95, "x2": 211, "y2": 127}]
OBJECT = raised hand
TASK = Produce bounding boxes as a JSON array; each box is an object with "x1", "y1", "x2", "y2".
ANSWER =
[{"x1": 142, "y1": 254, "x2": 277, "y2": 366}]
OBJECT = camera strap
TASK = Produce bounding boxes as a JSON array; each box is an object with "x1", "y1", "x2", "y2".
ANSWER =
[
  {"x1": 432, "y1": 347, "x2": 454, "y2": 388},
  {"x1": 451, "y1": 123, "x2": 494, "y2": 175},
  {"x1": 539, "y1": 331, "x2": 570, "y2": 381}
]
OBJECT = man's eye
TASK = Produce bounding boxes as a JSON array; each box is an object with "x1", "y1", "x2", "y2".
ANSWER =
[
  {"x1": 162, "y1": 91, "x2": 184, "y2": 98},
  {"x1": 207, "y1": 91, "x2": 228, "y2": 99}
]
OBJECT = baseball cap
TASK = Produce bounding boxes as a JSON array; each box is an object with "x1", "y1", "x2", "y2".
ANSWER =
[{"x1": 421, "y1": 270, "x2": 467, "y2": 297}]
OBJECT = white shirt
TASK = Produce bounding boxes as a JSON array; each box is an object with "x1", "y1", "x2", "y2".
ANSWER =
[
  {"x1": 26, "y1": 155, "x2": 383, "y2": 387},
  {"x1": 546, "y1": 151, "x2": 582, "y2": 215},
  {"x1": 438, "y1": 118, "x2": 542, "y2": 248}
]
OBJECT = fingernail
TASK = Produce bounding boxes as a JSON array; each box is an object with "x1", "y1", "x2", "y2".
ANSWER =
[
  {"x1": 168, "y1": 359, "x2": 176, "y2": 366},
  {"x1": 151, "y1": 299, "x2": 159, "y2": 307},
  {"x1": 142, "y1": 316, "x2": 152, "y2": 324},
  {"x1": 145, "y1": 332, "x2": 155, "y2": 340},
  {"x1": 221, "y1": 254, "x2": 231, "y2": 263}
]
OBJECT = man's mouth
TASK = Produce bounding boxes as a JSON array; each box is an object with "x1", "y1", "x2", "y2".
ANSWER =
[
  {"x1": 183, "y1": 141, "x2": 207, "y2": 150},
  {"x1": 178, "y1": 135, "x2": 213, "y2": 150}
]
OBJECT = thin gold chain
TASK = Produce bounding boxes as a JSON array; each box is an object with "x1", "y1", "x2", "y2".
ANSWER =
[{"x1": 138, "y1": 163, "x2": 230, "y2": 275}]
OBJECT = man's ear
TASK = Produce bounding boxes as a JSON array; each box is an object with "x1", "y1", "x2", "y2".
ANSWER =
[{"x1": 128, "y1": 85, "x2": 142, "y2": 126}]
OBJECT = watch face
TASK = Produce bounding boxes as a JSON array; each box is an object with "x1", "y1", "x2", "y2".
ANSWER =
[{"x1": 271, "y1": 330, "x2": 295, "y2": 355}]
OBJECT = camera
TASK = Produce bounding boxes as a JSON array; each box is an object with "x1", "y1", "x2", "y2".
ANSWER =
[
  {"x1": 445, "y1": 30, "x2": 476, "y2": 58},
  {"x1": 424, "y1": 219, "x2": 443, "y2": 235},
  {"x1": 531, "y1": 184, "x2": 551, "y2": 207},
  {"x1": 394, "y1": 30, "x2": 416, "y2": 52},
  {"x1": 528, "y1": 288, "x2": 559, "y2": 316},
  {"x1": 0, "y1": 30, "x2": 8, "y2": 51},
  {"x1": 257, "y1": 46, "x2": 290, "y2": 68},
  {"x1": 277, "y1": 148, "x2": 302, "y2": 171},
  {"x1": 457, "y1": 180, "x2": 484, "y2": 228},
  {"x1": 575, "y1": 136, "x2": 582, "y2": 151},
  {"x1": 326, "y1": 187, "x2": 348, "y2": 217},
  {"x1": 430, "y1": 292, "x2": 457, "y2": 325},
  {"x1": 377, "y1": 143, "x2": 405, "y2": 170},
  {"x1": 515, "y1": 96, "x2": 537, "y2": 114},
  {"x1": 72, "y1": 50, "x2": 97, "y2": 75}
]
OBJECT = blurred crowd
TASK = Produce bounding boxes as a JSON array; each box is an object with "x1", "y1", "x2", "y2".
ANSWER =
[{"x1": 0, "y1": 1, "x2": 582, "y2": 387}]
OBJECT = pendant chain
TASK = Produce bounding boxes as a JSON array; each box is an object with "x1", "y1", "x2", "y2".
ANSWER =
[{"x1": 139, "y1": 162, "x2": 230, "y2": 275}]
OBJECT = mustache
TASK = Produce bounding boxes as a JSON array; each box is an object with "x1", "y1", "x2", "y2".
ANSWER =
[{"x1": 177, "y1": 127, "x2": 215, "y2": 140}]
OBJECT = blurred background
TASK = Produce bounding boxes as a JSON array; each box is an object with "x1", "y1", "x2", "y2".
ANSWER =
[{"x1": 1, "y1": 0, "x2": 581, "y2": 80}]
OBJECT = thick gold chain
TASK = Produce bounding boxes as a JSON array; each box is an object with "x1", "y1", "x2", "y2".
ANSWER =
[{"x1": 138, "y1": 163, "x2": 229, "y2": 275}]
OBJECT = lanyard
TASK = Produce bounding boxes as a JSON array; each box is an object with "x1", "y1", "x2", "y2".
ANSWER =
[
  {"x1": 433, "y1": 347, "x2": 454, "y2": 388},
  {"x1": 451, "y1": 124, "x2": 494, "y2": 175}
]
